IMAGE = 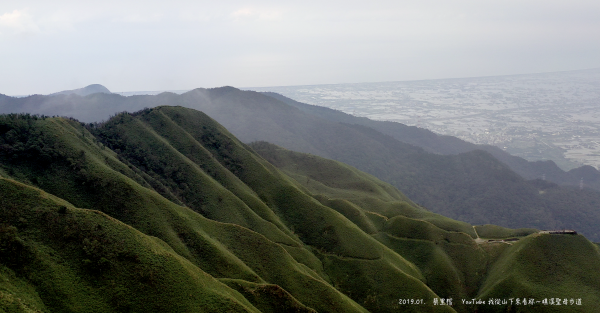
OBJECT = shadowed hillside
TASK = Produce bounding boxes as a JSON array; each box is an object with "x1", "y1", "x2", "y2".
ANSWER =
[{"x1": 264, "y1": 91, "x2": 600, "y2": 191}]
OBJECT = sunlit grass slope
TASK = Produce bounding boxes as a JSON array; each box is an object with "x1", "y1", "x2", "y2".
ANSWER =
[
  {"x1": 250, "y1": 142, "x2": 489, "y2": 309},
  {"x1": 0, "y1": 113, "x2": 369, "y2": 312},
  {"x1": 90, "y1": 107, "x2": 450, "y2": 313},
  {"x1": 0, "y1": 178, "x2": 261, "y2": 313},
  {"x1": 478, "y1": 233, "x2": 600, "y2": 312},
  {"x1": 250, "y1": 142, "x2": 476, "y2": 237},
  {"x1": 2, "y1": 109, "x2": 600, "y2": 313},
  {"x1": 249, "y1": 142, "x2": 600, "y2": 312},
  {"x1": 249, "y1": 141, "x2": 412, "y2": 204},
  {"x1": 0, "y1": 110, "x2": 449, "y2": 312}
]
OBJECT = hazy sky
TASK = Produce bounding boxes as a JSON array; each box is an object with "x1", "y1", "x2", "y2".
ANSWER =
[{"x1": 2, "y1": 1, "x2": 599, "y2": 95}]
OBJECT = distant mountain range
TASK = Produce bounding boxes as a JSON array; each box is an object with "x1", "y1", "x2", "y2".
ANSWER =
[
  {"x1": 49, "y1": 84, "x2": 112, "y2": 97},
  {"x1": 1, "y1": 106, "x2": 599, "y2": 312},
  {"x1": 265, "y1": 92, "x2": 600, "y2": 192},
  {"x1": 250, "y1": 68, "x2": 600, "y2": 171},
  {"x1": 0, "y1": 86, "x2": 599, "y2": 242}
]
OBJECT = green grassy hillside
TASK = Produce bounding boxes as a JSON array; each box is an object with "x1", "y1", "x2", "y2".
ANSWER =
[
  {"x1": 90, "y1": 107, "x2": 452, "y2": 312},
  {"x1": 1, "y1": 109, "x2": 599, "y2": 312},
  {"x1": 0, "y1": 113, "x2": 373, "y2": 313},
  {"x1": 0, "y1": 110, "x2": 449, "y2": 312},
  {"x1": 252, "y1": 143, "x2": 487, "y2": 303},
  {"x1": 0, "y1": 178, "x2": 261, "y2": 313},
  {"x1": 478, "y1": 233, "x2": 600, "y2": 312},
  {"x1": 249, "y1": 142, "x2": 600, "y2": 312},
  {"x1": 251, "y1": 142, "x2": 476, "y2": 237}
]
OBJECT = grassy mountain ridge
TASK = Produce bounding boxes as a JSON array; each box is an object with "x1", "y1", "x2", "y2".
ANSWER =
[
  {"x1": 478, "y1": 233, "x2": 600, "y2": 312},
  {"x1": 2, "y1": 88, "x2": 599, "y2": 241},
  {"x1": 0, "y1": 109, "x2": 451, "y2": 312},
  {"x1": 249, "y1": 141, "x2": 476, "y2": 237},
  {"x1": 1, "y1": 105, "x2": 599, "y2": 312},
  {"x1": 0, "y1": 113, "x2": 370, "y2": 312},
  {"x1": 90, "y1": 107, "x2": 457, "y2": 312},
  {"x1": 248, "y1": 141, "x2": 600, "y2": 312}
]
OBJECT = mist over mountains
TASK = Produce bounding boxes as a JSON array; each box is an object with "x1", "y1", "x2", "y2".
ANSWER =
[
  {"x1": 1, "y1": 86, "x2": 599, "y2": 242},
  {"x1": 265, "y1": 92, "x2": 600, "y2": 192}
]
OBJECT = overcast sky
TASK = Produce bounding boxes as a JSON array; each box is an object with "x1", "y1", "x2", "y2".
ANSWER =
[{"x1": 1, "y1": 0, "x2": 599, "y2": 95}]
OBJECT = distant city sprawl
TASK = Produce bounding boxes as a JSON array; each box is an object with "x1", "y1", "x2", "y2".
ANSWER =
[{"x1": 250, "y1": 68, "x2": 600, "y2": 171}]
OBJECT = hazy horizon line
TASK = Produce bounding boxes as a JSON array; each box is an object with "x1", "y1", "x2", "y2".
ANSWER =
[{"x1": 5, "y1": 66, "x2": 599, "y2": 98}]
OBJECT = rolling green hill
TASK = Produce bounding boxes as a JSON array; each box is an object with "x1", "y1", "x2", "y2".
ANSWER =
[
  {"x1": 1, "y1": 106, "x2": 599, "y2": 312},
  {"x1": 0, "y1": 178, "x2": 263, "y2": 313},
  {"x1": 478, "y1": 233, "x2": 600, "y2": 312},
  {"x1": 0, "y1": 110, "x2": 439, "y2": 312},
  {"x1": 249, "y1": 142, "x2": 600, "y2": 312}
]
